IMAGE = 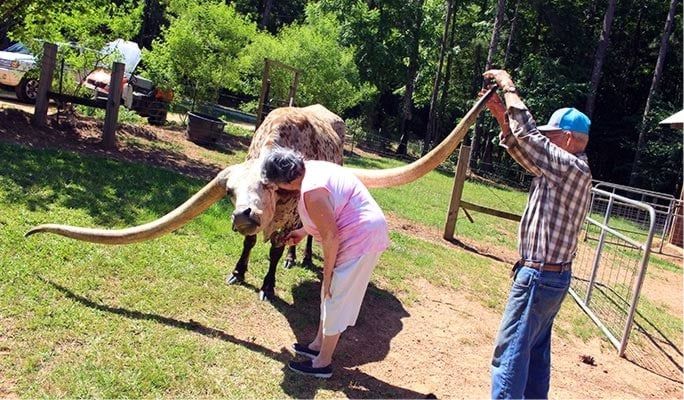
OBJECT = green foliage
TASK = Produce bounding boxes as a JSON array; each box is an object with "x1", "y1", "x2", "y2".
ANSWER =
[
  {"x1": 76, "y1": 105, "x2": 145, "y2": 125},
  {"x1": 142, "y1": 1, "x2": 257, "y2": 102},
  {"x1": 11, "y1": 0, "x2": 142, "y2": 52},
  {"x1": 629, "y1": 101, "x2": 683, "y2": 192},
  {"x1": 237, "y1": 4, "x2": 373, "y2": 113}
]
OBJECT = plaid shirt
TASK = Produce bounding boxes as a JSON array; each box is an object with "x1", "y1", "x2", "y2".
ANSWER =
[{"x1": 499, "y1": 106, "x2": 592, "y2": 264}]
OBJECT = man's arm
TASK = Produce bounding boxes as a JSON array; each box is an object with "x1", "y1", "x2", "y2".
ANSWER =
[
  {"x1": 482, "y1": 70, "x2": 579, "y2": 181},
  {"x1": 480, "y1": 82, "x2": 542, "y2": 176}
]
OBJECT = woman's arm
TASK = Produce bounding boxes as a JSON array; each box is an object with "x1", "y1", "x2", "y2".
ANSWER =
[{"x1": 303, "y1": 188, "x2": 339, "y2": 299}]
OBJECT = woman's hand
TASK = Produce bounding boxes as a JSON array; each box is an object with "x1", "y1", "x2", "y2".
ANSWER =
[
  {"x1": 284, "y1": 227, "x2": 307, "y2": 246},
  {"x1": 322, "y1": 279, "x2": 332, "y2": 300}
]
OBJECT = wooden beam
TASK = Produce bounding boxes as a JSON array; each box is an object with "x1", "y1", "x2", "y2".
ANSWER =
[{"x1": 460, "y1": 201, "x2": 521, "y2": 222}]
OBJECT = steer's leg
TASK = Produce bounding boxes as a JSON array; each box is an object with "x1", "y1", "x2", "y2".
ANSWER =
[
  {"x1": 227, "y1": 234, "x2": 257, "y2": 285},
  {"x1": 283, "y1": 245, "x2": 297, "y2": 269},
  {"x1": 302, "y1": 235, "x2": 314, "y2": 268},
  {"x1": 260, "y1": 242, "x2": 286, "y2": 301}
]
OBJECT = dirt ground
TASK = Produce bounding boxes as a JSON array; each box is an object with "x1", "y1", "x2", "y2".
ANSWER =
[{"x1": 1, "y1": 100, "x2": 682, "y2": 398}]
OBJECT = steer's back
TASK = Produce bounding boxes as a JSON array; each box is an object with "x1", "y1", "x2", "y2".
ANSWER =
[{"x1": 247, "y1": 105, "x2": 344, "y2": 165}]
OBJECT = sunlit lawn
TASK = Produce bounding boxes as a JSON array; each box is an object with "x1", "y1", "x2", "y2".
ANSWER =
[{"x1": 1, "y1": 138, "x2": 679, "y2": 397}]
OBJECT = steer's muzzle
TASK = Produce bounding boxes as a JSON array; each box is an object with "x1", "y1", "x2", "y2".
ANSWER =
[{"x1": 231, "y1": 208, "x2": 261, "y2": 236}]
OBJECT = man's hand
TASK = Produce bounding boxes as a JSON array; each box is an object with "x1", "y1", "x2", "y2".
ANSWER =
[
  {"x1": 483, "y1": 69, "x2": 527, "y2": 111},
  {"x1": 284, "y1": 227, "x2": 307, "y2": 246},
  {"x1": 478, "y1": 88, "x2": 506, "y2": 119},
  {"x1": 483, "y1": 69, "x2": 515, "y2": 90}
]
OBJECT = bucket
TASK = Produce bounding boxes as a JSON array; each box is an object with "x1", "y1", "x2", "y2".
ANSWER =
[{"x1": 187, "y1": 112, "x2": 225, "y2": 144}]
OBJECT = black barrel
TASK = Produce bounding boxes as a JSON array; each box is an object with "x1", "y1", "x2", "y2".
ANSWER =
[{"x1": 187, "y1": 112, "x2": 225, "y2": 144}]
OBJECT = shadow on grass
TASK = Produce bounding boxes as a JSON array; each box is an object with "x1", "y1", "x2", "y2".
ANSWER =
[
  {"x1": 0, "y1": 141, "x2": 234, "y2": 228},
  {"x1": 0, "y1": 109, "x2": 251, "y2": 184},
  {"x1": 446, "y1": 237, "x2": 515, "y2": 265},
  {"x1": 43, "y1": 277, "x2": 435, "y2": 399}
]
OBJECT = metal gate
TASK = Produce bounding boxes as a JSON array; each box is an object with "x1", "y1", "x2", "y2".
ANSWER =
[{"x1": 569, "y1": 188, "x2": 656, "y2": 356}]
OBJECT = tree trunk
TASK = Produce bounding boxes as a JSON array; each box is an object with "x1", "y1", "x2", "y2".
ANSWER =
[
  {"x1": 135, "y1": 0, "x2": 165, "y2": 49},
  {"x1": 436, "y1": 4, "x2": 460, "y2": 143},
  {"x1": 503, "y1": 0, "x2": 520, "y2": 68},
  {"x1": 422, "y1": 0, "x2": 455, "y2": 155},
  {"x1": 473, "y1": 0, "x2": 506, "y2": 163},
  {"x1": 260, "y1": 0, "x2": 274, "y2": 30},
  {"x1": 629, "y1": 0, "x2": 677, "y2": 186},
  {"x1": 397, "y1": 0, "x2": 425, "y2": 155},
  {"x1": 585, "y1": 0, "x2": 617, "y2": 119}
]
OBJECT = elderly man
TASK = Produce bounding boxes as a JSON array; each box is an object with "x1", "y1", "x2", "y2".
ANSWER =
[{"x1": 482, "y1": 69, "x2": 593, "y2": 399}]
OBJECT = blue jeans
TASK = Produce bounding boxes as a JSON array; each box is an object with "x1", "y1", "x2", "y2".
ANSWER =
[{"x1": 491, "y1": 265, "x2": 571, "y2": 399}]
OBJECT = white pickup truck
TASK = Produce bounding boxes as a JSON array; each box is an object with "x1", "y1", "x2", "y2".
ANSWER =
[{"x1": 0, "y1": 43, "x2": 38, "y2": 103}]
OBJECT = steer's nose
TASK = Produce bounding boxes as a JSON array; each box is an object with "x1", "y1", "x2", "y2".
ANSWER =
[{"x1": 231, "y1": 208, "x2": 261, "y2": 235}]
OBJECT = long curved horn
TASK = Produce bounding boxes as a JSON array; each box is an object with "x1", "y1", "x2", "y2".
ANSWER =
[
  {"x1": 25, "y1": 176, "x2": 227, "y2": 244},
  {"x1": 349, "y1": 86, "x2": 497, "y2": 188}
]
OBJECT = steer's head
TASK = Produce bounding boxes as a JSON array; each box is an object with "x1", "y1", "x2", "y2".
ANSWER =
[{"x1": 218, "y1": 159, "x2": 278, "y2": 238}]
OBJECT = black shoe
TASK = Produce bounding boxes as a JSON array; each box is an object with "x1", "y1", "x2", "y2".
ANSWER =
[
  {"x1": 291, "y1": 342, "x2": 320, "y2": 359},
  {"x1": 288, "y1": 359, "x2": 332, "y2": 378}
]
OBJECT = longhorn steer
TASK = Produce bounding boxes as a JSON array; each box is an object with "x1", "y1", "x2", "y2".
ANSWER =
[
  {"x1": 25, "y1": 88, "x2": 497, "y2": 301},
  {"x1": 222, "y1": 104, "x2": 345, "y2": 300}
]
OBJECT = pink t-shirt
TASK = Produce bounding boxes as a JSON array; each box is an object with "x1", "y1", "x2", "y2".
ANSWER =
[{"x1": 298, "y1": 161, "x2": 389, "y2": 264}]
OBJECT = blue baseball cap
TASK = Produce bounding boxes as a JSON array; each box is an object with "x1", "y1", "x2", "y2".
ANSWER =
[{"x1": 538, "y1": 107, "x2": 591, "y2": 135}]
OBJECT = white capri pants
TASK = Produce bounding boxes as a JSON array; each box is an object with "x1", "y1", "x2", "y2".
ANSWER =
[{"x1": 320, "y1": 251, "x2": 382, "y2": 336}]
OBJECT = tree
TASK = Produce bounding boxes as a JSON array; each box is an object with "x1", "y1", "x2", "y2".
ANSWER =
[
  {"x1": 397, "y1": 0, "x2": 426, "y2": 155},
  {"x1": 471, "y1": 0, "x2": 506, "y2": 163},
  {"x1": 629, "y1": 0, "x2": 678, "y2": 186},
  {"x1": 422, "y1": 0, "x2": 455, "y2": 155},
  {"x1": 143, "y1": 2, "x2": 257, "y2": 103},
  {"x1": 585, "y1": 0, "x2": 617, "y2": 119},
  {"x1": 135, "y1": 0, "x2": 166, "y2": 49},
  {"x1": 237, "y1": 4, "x2": 370, "y2": 114},
  {"x1": 503, "y1": 0, "x2": 520, "y2": 67},
  {"x1": 11, "y1": 0, "x2": 143, "y2": 51}
]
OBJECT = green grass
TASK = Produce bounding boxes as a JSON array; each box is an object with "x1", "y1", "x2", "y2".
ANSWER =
[
  {"x1": 345, "y1": 155, "x2": 525, "y2": 249},
  {"x1": 1, "y1": 141, "x2": 680, "y2": 396}
]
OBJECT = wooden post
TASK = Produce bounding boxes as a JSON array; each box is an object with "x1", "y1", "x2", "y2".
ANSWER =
[
  {"x1": 102, "y1": 62, "x2": 125, "y2": 148},
  {"x1": 256, "y1": 58, "x2": 271, "y2": 129},
  {"x1": 443, "y1": 145, "x2": 471, "y2": 239},
  {"x1": 288, "y1": 70, "x2": 300, "y2": 106},
  {"x1": 32, "y1": 42, "x2": 58, "y2": 128}
]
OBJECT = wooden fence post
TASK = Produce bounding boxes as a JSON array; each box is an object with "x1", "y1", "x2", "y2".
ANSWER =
[
  {"x1": 256, "y1": 58, "x2": 271, "y2": 129},
  {"x1": 103, "y1": 62, "x2": 125, "y2": 148},
  {"x1": 32, "y1": 42, "x2": 58, "y2": 128},
  {"x1": 443, "y1": 145, "x2": 471, "y2": 240}
]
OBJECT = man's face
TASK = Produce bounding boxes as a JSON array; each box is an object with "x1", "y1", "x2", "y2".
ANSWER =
[{"x1": 543, "y1": 129, "x2": 569, "y2": 149}]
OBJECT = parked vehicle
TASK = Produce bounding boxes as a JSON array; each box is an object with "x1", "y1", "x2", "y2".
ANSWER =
[
  {"x1": 83, "y1": 39, "x2": 173, "y2": 125},
  {"x1": 0, "y1": 43, "x2": 39, "y2": 103}
]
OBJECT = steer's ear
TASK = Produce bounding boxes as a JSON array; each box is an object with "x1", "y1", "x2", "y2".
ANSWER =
[{"x1": 217, "y1": 163, "x2": 245, "y2": 196}]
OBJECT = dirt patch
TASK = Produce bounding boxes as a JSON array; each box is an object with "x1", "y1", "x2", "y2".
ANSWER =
[
  {"x1": 1, "y1": 107, "x2": 682, "y2": 398},
  {"x1": 0, "y1": 108, "x2": 251, "y2": 181}
]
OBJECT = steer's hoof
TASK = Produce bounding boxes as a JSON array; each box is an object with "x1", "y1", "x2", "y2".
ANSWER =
[
  {"x1": 259, "y1": 289, "x2": 275, "y2": 302},
  {"x1": 283, "y1": 259, "x2": 296, "y2": 269},
  {"x1": 226, "y1": 274, "x2": 244, "y2": 285}
]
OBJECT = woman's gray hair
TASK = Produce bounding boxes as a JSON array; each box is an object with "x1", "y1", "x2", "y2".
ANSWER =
[{"x1": 261, "y1": 148, "x2": 305, "y2": 184}]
